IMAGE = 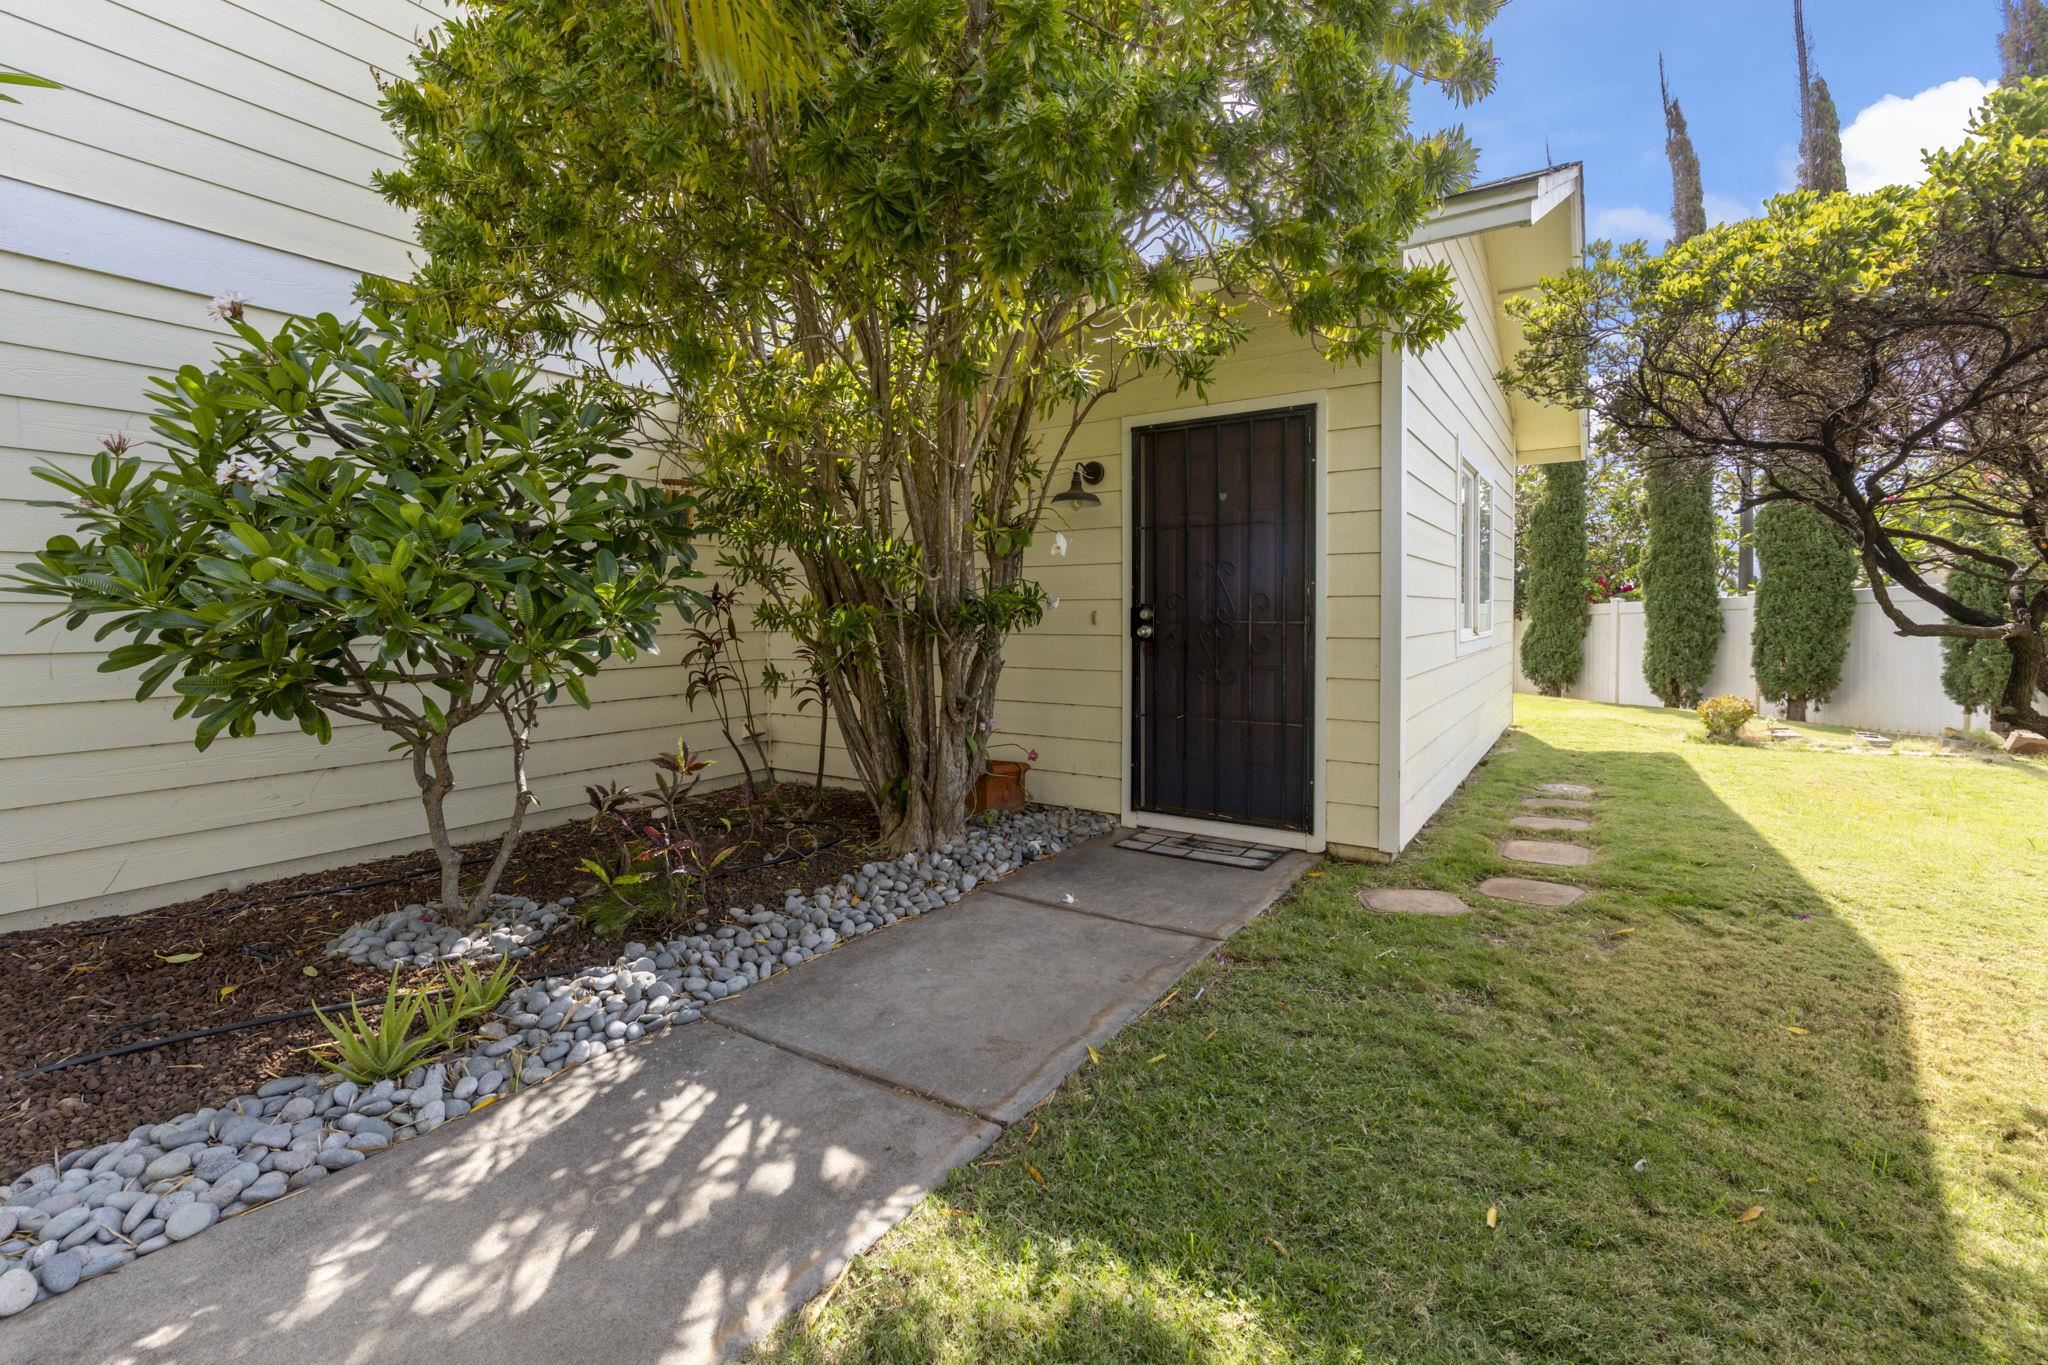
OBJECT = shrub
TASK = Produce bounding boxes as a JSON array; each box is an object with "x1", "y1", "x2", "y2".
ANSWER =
[
  {"x1": 1519, "y1": 461, "x2": 1592, "y2": 695},
  {"x1": 1941, "y1": 561, "x2": 2043, "y2": 723},
  {"x1": 1752, "y1": 503, "x2": 1857, "y2": 721},
  {"x1": 11, "y1": 304, "x2": 699, "y2": 920},
  {"x1": 1697, "y1": 694, "x2": 1757, "y2": 743},
  {"x1": 1642, "y1": 460, "x2": 1723, "y2": 708}
]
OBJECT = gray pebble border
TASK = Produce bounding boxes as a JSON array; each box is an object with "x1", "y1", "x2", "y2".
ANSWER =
[{"x1": 0, "y1": 806, "x2": 1114, "y2": 1319}]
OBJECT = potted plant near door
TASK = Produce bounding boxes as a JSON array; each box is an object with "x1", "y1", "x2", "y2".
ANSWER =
[{"x1": 969, "y1": 741, "x2": 1037, "y2": 815}]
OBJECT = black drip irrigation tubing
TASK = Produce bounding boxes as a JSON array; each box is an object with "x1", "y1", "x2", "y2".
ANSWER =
[{"x1": 3, "y1": 817, "x2": 855, "y2": 1089}]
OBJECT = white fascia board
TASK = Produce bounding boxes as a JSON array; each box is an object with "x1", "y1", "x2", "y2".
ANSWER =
[{"x1": 1406, "y1": 164, "x2": 1582, "y2": 251}]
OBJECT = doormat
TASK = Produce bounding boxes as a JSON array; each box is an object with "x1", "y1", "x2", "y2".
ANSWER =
[{"x1": 1117, "y1": 829, "x2": 1289, "y2": 870}]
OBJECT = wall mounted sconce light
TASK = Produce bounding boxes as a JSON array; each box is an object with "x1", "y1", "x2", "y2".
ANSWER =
[{"x1": 1051, "y1": 460, "x2": 1106, "y2": 509}]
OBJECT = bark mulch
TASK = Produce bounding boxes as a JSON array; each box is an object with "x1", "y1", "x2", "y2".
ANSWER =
[{"x1": 0, "y1": 783, "x2": 879, "y2": 1179}]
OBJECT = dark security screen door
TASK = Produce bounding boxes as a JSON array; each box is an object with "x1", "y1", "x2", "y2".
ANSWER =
[{"x1": 1132, "y1": 406, "x2": 1314, "y2": 831}]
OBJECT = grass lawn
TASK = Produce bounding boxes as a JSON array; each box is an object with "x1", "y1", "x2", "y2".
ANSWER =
[{"x1": 759, "y1": 697, "x2": 2048, "y2": 1364}]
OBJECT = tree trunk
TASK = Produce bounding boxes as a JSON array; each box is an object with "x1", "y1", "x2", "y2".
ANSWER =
[
  {"x1": 463, "y1": 700, "x2": 537, "y2": 920},
  {"x1": 411, "y1": 733, "x2": 465, "y2": 913},
  {"x1": 822, "y1": 615, "x2": 1003, "y2": 857},
  {"x1": 1992, "y1": 626, "x2": 2048, "y2": 734},
  {"x1": 808, "y1": 693, "x2": 829, "y2": 814},
  {"x1": 1784, "y1": 695, "x2": 1808, "y2": 722}
]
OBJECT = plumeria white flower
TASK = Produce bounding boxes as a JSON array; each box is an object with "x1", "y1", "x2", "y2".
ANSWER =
[
  {"x1": 218, "y1": 450, "x2": 280, "y2": 496},
  {"x1": 1051, "y1": 531, "x2": 1069, "y2": 557},
  {"x1": 402, "y1": 358, "x2": 440, "y2": 385},
  {"x1": 1048, "y1": 596, "x2": 1061, "y2": 610},
  {"x1": 207, "y1": 290, "x2": 248, "y2": 322}
]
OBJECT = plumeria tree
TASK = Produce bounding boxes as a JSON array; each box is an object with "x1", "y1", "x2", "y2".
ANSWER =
[
  {"x1": 1506, "y1": 81, "x2": 2048, "y2": 733},
  {"x1": 376, "y1": 0, "x2": 1505, "y2": 852},
  {"x1": 10, "y1": 304, "x2": 699, "y2": 917}
]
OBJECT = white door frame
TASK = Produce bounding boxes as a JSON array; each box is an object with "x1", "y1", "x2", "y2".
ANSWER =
[{"x1": 1118, "y1": 391, "x2": 1329, "y2": 853}]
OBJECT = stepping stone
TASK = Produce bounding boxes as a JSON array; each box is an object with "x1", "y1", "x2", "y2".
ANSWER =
[
  {"x1": 1537, "y1": 783, "x2": 1596, "y2": 798},
  {"x1": 1500, "y1": 839, "x2": 1594, "y2": 868},
  {"x1": 1510, "y1": 815, "x2": 1593, "y2": 833},
  {"x1": 1520, "y1": 796, "x2": 1593, "y2": 811},
  {"x1": 1359, "y1": 888, "x2": 1470, "y2": 917},
  {"x1": 1477, "y1": 877, "x2": 1586, "y2": 908}
]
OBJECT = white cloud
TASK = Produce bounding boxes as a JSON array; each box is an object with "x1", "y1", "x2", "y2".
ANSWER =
[
  {"x1": 1842, "y1": 76, "x2": 1994, "y2": 192},
  {"x1": 1590, "y1": 205, "x2": 1671, "y2": 245},
  {"x1": 1703, "y1": 193, "x2": 1754, "y2": 226}
]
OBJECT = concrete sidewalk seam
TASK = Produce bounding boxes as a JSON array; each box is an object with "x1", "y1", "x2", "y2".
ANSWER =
[
  {"x1": 979, "y1": 887, "x2": 1228, "y2": 940},
  {"x1": 703, "y1": 1013, "x2": 1000, "y2": 1126}
]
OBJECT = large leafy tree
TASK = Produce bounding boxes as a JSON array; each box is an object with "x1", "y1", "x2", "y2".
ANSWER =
[
  {"x1": 377, "y1": 0, "x2": 1504, "y2": 852},
  {"x1": 1505, "y1": 81, "x2": 2048, "y2": 733},
  {"x1": 1518, "y1": 461, "x2": 1590, "y2": 696},
  {"x1": 1751, "y1": 501, "x2": 1857, "y2": 720},
  {"x1": 11, "y1": 307, "x2": 699, "y2": 917}
]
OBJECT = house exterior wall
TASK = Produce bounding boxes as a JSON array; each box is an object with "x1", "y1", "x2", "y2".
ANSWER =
[
  {"x1": 996, "y1": 310, "x2": 1383, "y2": 850},
  {"x1": 1389, "y1": 235, "x2": 1519, "y2": 849},
  {"x1": 0, "y1": 1, "x2": 742, "y2": 926},
  {"x1": 0, "y1": 0, "x2": 1542, "y2": 924}
]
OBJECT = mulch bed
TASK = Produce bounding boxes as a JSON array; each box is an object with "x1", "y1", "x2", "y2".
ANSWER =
[{"x1": 0, "y1": 783, "x2": 880, "y2": 1179}]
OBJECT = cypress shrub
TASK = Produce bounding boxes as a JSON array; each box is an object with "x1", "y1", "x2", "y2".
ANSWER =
[
  {"x1": 1641, "y1": 460, "x2": 1722, "y2": 707},
  {"x1": 1942, "y1": 564, "x2": 2034, "y2": 718},
  {"x1": 1751, "y1": 503, "x2": 1857, "y2": 721},
  {"x1": 1519, "y1": 461, "x2": 1591, "y2": 696}
]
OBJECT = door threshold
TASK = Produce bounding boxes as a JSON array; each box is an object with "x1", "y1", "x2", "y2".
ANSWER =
[{"x1": 1122, "y1": 810, "x2": 1322, "y2": 854}]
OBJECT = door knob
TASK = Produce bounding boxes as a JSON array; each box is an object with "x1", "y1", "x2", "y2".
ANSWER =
[{"x1": 1135, "y1": 623, "x2": 1155, "y2": 640}]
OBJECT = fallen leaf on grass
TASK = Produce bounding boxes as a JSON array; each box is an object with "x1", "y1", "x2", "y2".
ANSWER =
[
  {"x1": 1023, "y1": 1162, "x2": 1046, "y2": 1187},
  {"x1": 1203, "y1": 1029, "x2": 1219, "y2": 1042},
  {"x1": 155, "y1": 951, "x2": 203, "y2": 964},
  {"x1": 1026, "y1": 1121, "x2": 1038, "y2": 1143},
  {"x1": 1608, "y1": 928, "x2": 1635, "y2": 940},
  {"x1": 1147, "y1": 1053, "x2": 1167, "y2": 1064},
  {"x1": 1736, "y1": 1205, "x2": 1764, "y2": 1223},
  {"x1": 1486, "y1": 1205, "x2": 1499, "y2": 1228},
  {"x1": 1266, "y1": 1237, "x2": 1289, "y2": 1255},
  {"x1": 1783, "y1": 1025, "x2": 1810, "y2": 1035},
  {"x1": 1304, "y1": 870, "x2": 1323, "y2": 879},
  {"x1": 1086, "y1": 1045, "x2": 1101, "y2": 1064}
]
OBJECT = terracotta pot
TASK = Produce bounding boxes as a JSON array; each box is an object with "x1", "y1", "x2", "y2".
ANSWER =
[{"x1": 968, "y1": 759, "x2": 1030, "y2": 815}]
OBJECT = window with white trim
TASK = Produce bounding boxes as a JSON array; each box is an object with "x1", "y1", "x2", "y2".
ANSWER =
[{"x1": 1456, "y1": 458, "x2": 1494, "y2": 638}]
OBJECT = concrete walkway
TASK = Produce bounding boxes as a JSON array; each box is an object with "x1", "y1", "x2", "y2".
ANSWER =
[{"x1": 9, "y1": 831, "x2": 1309, "y2": 1365}]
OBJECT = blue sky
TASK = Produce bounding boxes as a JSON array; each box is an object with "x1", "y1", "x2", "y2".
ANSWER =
[{"x1": 1412, "y1": 0, "x2": 2000, "y2": 245}]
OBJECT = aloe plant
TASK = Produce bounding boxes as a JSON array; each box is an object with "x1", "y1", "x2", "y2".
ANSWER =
[{"x1": 311, "y1": 971, "x2": 458, "y2": 1083}]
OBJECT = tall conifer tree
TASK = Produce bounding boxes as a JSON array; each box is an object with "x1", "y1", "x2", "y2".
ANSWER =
[
  {"x1": 1639, "y1": 61, "x2": 1723, "y2": 707},
  {"x1": 2002, "y1": 0, "x2": 2048, "y2": 80},
  {"x1": 1519, "y1": 462, "x2": 1592, "y2": 696},
  {"x1": 1736, "y1": 2, "x2": 1860, "y2": 720},
  {"x1": 1802, "y1": 77, "x2": 1848, "y2": 193}
]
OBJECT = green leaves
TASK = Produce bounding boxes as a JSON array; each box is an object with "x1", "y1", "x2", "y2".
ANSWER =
[{"x1": 7, "y1": 305, "x2": 701, "y2": 757}]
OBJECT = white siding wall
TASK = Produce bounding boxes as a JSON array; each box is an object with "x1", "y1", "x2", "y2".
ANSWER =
[
  {"x1": 1395, "y1": 236, "x2": 1518, "y2": 847},
  {"x1": 0, "y1": 1, "x2": 745, "y2": 927}
]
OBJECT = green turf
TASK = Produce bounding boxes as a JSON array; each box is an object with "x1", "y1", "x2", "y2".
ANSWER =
[{"x1": 758, "y1": 697, "x2": 2048, "y2": 1364}]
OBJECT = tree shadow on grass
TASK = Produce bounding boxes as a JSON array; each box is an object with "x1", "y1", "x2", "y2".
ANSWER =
[{"x1": 771, "y1": 732, "x2": 2035, "y2": 1364}]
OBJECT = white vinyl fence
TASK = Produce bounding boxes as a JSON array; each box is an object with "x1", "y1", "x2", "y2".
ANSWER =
[{"x1": 1513, "y1": 588, "x2": 2002, "y2": 736}]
